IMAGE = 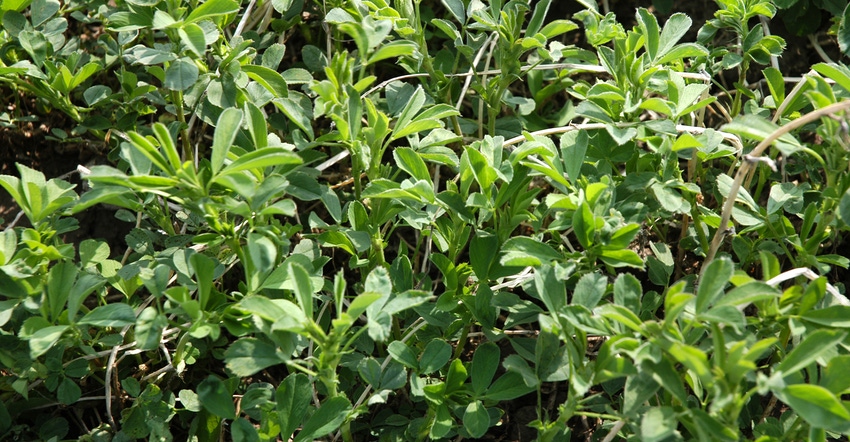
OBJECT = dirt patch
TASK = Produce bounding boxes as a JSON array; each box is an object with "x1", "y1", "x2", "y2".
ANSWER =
[{"x1": 0, "y1": 119, "x2": 130, "y2": 250}]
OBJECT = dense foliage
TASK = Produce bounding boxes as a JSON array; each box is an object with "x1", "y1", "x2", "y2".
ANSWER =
[{"x1": 2, "y1": 0, "x2": 850, "y2": 440}]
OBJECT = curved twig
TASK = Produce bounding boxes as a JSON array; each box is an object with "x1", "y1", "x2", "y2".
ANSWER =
[{"x1": 702, "y1": 100, "x2": 850, "y2": 274}]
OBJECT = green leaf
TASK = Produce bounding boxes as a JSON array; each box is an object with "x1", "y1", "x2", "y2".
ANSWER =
[
  {"x1": 164, "y1": 58, "x2": 199, "y2": 91},
  {"x1": 668, "y1": 342, "x2": 712, "y2": 387},
  {"x1": 469, "y1": 231, "x2": 498, "y2": 282},
  {"x1": 225, "y1": 338, "x2": 287, "y2": 377},
  {"x1": 778, "y1": 384, "x2": 850, "y2": 432},
  {"x1": 419, "y1": 339, "x2": 451, "y2": 374},
  {"x1": 722, "y1": 115, "x2": 802, "y2": 156},
  {"x1": 151, "y1": 122, "x2": 181, "y2": 172},
  {"x1": 484, "y1": 371, "x2": 537, "y2": 401},
  {"x1": 471, "y1": 342, "x2": 499, "y2": 396},
  {"x1": 78, "y1": 303, "x2": 135, "y2": 327},
  {"x1": 19, "y1": 30, "x2": 48, "y2": 66},
  {"x1": 696, "y1": 257, "x2": 732, "y2": 313},
  {"x1": 231, "y1": 418, "x2": 260, "y2": 442},
  {"x1": 57, "y1": 378, "x2": 81, "y2": 405},
  {"x1": 465, "y1": 146, "x2": 499, "y2": 192},
  {"x1": 358, "y1": 357, "x2": 382, "y2": 387},
  {"x1": 394, "y1": 147, "x2": 431, "y2": 182},
  {"x1": 274, "y1": 93, "x2": 314, "y2": 139},
  {"x1": 572, "y1": 199, "x2": 595, "y2": 249},
  {"x1": 394, "y1": 86, "x2": 426, "y2": 135},
  {"x1": 802, "y1": 306, "x2": 850, "y2": 328},
  {"x1": 763, "y1": 67, "x2": 786, "y2": 105},
  {"x1": 47, "y1": 262, "x2": 76, "y2": 322},
  {"x1": 821, "y1": 355, "x2": 850, "y2": 394},
  {"x1": 198, "y1": 376, "x2": 236, "y2": 420},
  {"x1": 614, "y1": 273, "x2": 641, "y2": 312},
  {"x1": 135, "y1": 306, "x2": 167, "y2": 351},
  {"x1": 185, "y1": 0, "x2": 239, "y2": 24},
  {"x1": 29, "y1": 325, "x2": 69, "y2": 358},
  {"x1": 366, "y1": 40, "x2": 417, "y2": 65},
  {"x1": 289, "y1": 262, "x2": 314, "y2": 319},
  {"x1": 840, "y1": 5, "x2": 850, "y2": 57},
  {"x1": 501, "y1": 236, "x2": 561, "y2": 267},
  {"x1": 277, "y1": 373, "x2": 312, "y2": 440},
  {"x1": 624, "y1": 371, "x2": 661, "y2": 416},
  {"x1": 388, "y1": 341, "x2": 419, "y2": 369},
  {"x1": 293, "y1": 396, "x2": 351, "y2": 442},
  {"x1": 775, "y1": 329, "x2": 847, "y2": 375},
  {"x1": 215, "y1": 147, "x2": 301, "y2": 178},
  {"x1": 839, "y1": 187, "x2": 850, "y2": 227},
  {"x1": 573, "y1": 272, "x2": 607, "y2": 309},
  {"x1": 462, "y1": 400, "x2": 490, "y2": 438},
  {"x1": 560, "y1": 130, "x2": 587, "y2": 186},
  {"x1": 211, "y1": 108, "x2": 243, "y2": 175},
  {"x1": 346, "y1": 292, "x2": 381, "y2": 319},
  {"x1": 641, "y1": 406, "x2": 680, "y2": 442},
  {"x1": 534, "y1": 264, "x2": 566, "y2": 314},
  {"x1": 179, "y1": 23, "x2": 207, "y2": 57},
  {"x1": 637, "y1": 8, "x2": 660, "y2": 62},
  {"x1": 430, "y1": 403, "x2": 452, "y2": 439},
  {"x1": 242, "y1": 64, "x2": 288, "y2": 98},
  {"x1": 658, "y1": 13, "x2": 692, "y2": 59},
  {"x1": 441, "y1": 0, "x2": 465, "y2": 23},
  {"x1": 598, "y1": 304, "x2": 643, "y2": 332},
  {"x1": 190, "y1": 252, "x2": 216, "y2": 310},
  {"x1": 538, "y1": 19, "x2": 578, "y2": 39}
]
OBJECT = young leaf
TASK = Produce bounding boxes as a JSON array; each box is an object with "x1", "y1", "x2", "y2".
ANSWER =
[
  {"x1": 572, "y1": 199, "x2": 595, "y2": 249},
  {"x1": 695, "y1": 256, "x2": 732, "y2": 314},
  {"x1": 394, "y1": 147, "x2": 431, "y2": 182},
  {"x1": 289, "y1": 262, "x2": 314, "y2": 319},
  {"x1": 242, "y1": 64, "x2": 288, "y2": 98},
  {"x1": 214, "y1": 147, "x2": 301, "y2": 178},
  {"x1": 211, "y1": 108, "x2": 243, "y2": 175}
]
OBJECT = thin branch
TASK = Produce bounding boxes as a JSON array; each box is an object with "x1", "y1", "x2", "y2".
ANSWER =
[
  {"x1": 503, "y1": 123, "x2": 743, "y2": 151},
  {"x1": 765, "y1": 267, "x2": 849, "y2": 306},
  {"x1": 600, "y1": 420, "x2": 627, "y2": 442},
  {"x1": 363, "y1": 63, "x2": 709, "y2": 98},
  {"x1": 808, "y1": 34, "x2": 835, "y2": 65},
  {"x1": 232, "y1": 0, "x2": 257, "y2": 39},
  {"x1": 457, "y1": 32, "x2": 498, "y2": 112},
  {"x1": 702, "y1": 100, "x2": 850, "y2": 272}
]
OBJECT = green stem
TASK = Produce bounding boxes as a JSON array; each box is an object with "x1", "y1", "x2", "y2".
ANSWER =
[{"x1": 172, "y1": 90, "x2": 193, "y2": 164}]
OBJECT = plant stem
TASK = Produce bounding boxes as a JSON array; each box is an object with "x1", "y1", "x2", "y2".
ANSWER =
[{"x1": 172, "y1": 90, "x2": 193, "y2": 165}]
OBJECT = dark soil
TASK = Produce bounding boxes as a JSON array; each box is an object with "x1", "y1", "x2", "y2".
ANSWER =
[{"x1": 0, "y1": 116, "x2": 131, "y2": 249}]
